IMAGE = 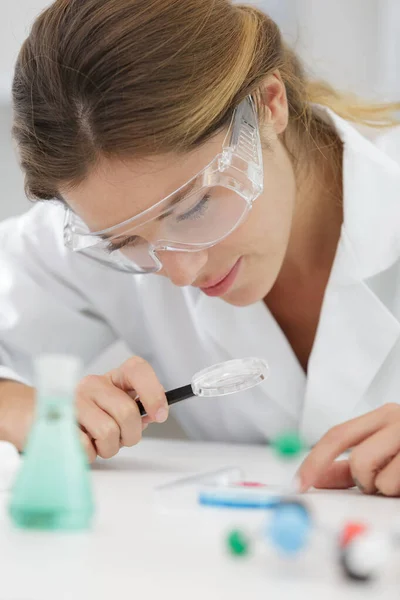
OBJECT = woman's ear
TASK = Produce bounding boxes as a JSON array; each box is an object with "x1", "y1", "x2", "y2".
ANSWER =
[{"x1": 259, "y1": 71, "x2": 289, "y2": 135}]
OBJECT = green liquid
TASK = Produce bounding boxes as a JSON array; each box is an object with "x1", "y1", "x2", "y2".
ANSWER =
[{"x1": 9, "y1": 398, "x2": 94, "y2": 531}]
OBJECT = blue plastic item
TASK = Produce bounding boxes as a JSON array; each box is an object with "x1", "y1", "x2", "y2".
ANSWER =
[
  {"x1": 267, "y1": 501, "x2": 311, "y2": 555},
  {"x1": 199, "y1": 485, "x2": 282, "y2": 509}
]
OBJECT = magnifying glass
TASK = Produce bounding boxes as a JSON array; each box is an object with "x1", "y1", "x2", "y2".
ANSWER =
[{"x1": 137, "y1": 357, "x2": 269, "y2": 417}]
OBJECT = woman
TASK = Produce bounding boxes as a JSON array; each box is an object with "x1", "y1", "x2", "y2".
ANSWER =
[{"x1": 1, "y1": 0, "x2": 400, "y2": 496}]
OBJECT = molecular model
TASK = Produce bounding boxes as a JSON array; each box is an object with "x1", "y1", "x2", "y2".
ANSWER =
[{"x1": 224, "y1": 432, "x2": 394, "y2": 583}]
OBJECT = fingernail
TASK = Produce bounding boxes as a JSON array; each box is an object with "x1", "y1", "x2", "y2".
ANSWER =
[
  {"x1": 288, "y1": 475, "x2": 302, "y2": 494},
  {"x1": 293, "y1": 473, "x2": 308, "y2": 494},
  {"x1": 299, "y1": 481, "x2": 310, "y2": 494},
  {"x1": 155, "y1": 407, "x2": 168, "y2": 423}
]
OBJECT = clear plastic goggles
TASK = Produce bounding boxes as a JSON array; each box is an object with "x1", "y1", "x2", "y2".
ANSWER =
[{"x1": 63, "y1": 95, "x2": 264, "y2": 274}]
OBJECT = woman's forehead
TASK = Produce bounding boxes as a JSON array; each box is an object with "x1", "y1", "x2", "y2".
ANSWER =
[{"x1": 63, "y1": 129, "x2": 225, "y2": 231}]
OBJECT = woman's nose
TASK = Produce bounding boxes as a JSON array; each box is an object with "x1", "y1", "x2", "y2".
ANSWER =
[{"x1": 157, "y1": 250, "x2": 208, "y2": 287}]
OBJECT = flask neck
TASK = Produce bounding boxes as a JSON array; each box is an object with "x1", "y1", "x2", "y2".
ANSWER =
[{"x1": 36, "y1": 393, "x2": 75, "y2": 421}]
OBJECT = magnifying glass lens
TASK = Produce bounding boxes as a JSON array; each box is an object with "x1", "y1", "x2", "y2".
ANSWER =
[{"x1": 191, "y1": 357, "x2": 269, "y2": 398}]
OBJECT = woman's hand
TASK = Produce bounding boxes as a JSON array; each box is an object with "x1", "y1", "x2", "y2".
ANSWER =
[
  {"x1": 297, "y1": 403, "x2": 400, "y2": 497},
  {"x1": 0, "y1": 356, "x2": 168, "y2": 463},
  {"x1": 75, "y1": 356, "x2": 168, "y2": 462}
]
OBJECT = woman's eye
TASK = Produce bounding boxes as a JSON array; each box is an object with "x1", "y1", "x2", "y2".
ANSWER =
[
  {"x1": 106, "y1": 235, "x2": 140, "y2": 253},
  {"x1": 176, "y1": 193, "x2": 211, "y2": 222}
]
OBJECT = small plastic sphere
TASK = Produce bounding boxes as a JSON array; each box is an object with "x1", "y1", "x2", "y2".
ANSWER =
[
  {"x1": 272, "y1": 432, "x2": 305, "y2": 459},
  {"x1": 339, "y1": 521, "x2": 368, "y2": 548},
  {"x1": 267, "y1": 501, "x2": 311, "y2": 556},
  {"x1": 226, "y1": 529, "x2": 250, "y2": 557},
  {"x1": 340, "y1": 532, "x2": 391, "y2": 582}
]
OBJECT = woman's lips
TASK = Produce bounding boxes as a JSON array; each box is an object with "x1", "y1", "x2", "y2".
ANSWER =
[{"x1": 199, "y1": 258, "x2": 242, "y2": 297}]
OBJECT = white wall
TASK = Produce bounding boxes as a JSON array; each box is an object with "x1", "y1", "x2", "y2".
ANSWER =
[
  {"x1": 294, "y1": 0, "x2": 400, "y2": 102},
  {"x1": 0, "y1": 104, "x2": 30, "y2": 219},
  {"x1": 295, "y1": 0, "x2": 379, "y2": 99},
  {"x1": 0, "y1": 1, "x2": 52, "y2": 100},
  {"x1": 0, "y1": 0, "x2": 399, "y2": 101}
]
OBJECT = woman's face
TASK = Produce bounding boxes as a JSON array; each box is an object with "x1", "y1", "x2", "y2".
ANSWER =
[{"x1": 64, "y1": 86, "x2": 296, "y2": 307}]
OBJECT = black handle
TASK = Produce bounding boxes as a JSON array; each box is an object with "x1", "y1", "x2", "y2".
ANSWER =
[{"x1": 137, "y1": 384, "x2": 194, "y2": 417}]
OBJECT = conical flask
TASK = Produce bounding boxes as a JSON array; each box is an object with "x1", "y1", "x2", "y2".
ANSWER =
[{"x1": 9, "y1": 354, "x2": 94, "y2": 530}]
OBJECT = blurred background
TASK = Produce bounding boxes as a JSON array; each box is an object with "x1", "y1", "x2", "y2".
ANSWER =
[{"x1": 0, "y1": 0, "x2": 399, "y2": 438}]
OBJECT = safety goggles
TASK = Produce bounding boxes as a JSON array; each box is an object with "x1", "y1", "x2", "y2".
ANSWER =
[{"x1": 63, "y1": 95, "x2": 264, "y2": 274}]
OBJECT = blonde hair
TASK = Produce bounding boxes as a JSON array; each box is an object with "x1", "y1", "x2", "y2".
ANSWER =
[{"x1": 12, "y1": 0, "x2": 399, "y2": 201}]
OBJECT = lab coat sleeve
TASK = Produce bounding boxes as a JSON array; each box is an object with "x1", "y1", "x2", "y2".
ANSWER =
[{"x1": 0, "y1": 203, "x2": 117, "y2": 385}]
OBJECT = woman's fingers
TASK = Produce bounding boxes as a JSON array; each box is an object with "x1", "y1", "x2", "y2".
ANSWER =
[
  {"x1": 76, "y1": 376, "x2": 121, "y2": 458},
  {"x1": 314, "y1": 424, "x2": 400, "y2": 494},
  {"x1": 77, "y1": 395, "x2": 122, "y2": 459},
  {"x1": 297, "y1": 403, "x2": 400, "y2": 492},
  {"x1": 107, "y1": 356, "x2": 168, "y2": 424},
  {"x1": 73, "y1": 356, "x2": 168, "y2": 460},
  {"x1": 79, "y1": 429, "x2": 97, "y2": 463},
  {"x1": 375, "y1": 453, "x2": 400, "y2": 496},
  {"x1": 313, "y1": 460, "x2": 353, "y2": 489},
  {"x1": 80, "y1": 376, "x2": 143, "y2": 448},
  {"x1": 347, "y1": 423, "x2": 400, "y2": 494}
]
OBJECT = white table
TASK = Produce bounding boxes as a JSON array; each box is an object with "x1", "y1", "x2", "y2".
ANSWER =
[{"x1": 0, "y1": 438, "x2": 399, "y2": 600}]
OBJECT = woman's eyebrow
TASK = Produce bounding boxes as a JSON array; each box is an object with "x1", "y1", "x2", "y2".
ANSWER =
[
  {"x1": 156, "y1": 177, "x2": 198, "y2": 221},
  {"x1": 106, "y1": 234, "x2": 139, "y2": 250},
  {"x1": 84, "y1": 176, "x2": 202, "y2": 242}
]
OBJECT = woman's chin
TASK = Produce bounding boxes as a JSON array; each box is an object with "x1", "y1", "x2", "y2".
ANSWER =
[{"x1": 221, "y1": 284, "x2": 269, "y2": 307}]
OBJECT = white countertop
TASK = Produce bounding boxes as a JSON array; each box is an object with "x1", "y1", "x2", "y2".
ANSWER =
[{"x1": 0, "y1": 438, "x2": 399, "y2": 600}]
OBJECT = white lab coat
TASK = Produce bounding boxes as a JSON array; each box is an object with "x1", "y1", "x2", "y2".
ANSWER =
[{"x1": 0, "y1": 108, "x2": 399, "y2": 446}]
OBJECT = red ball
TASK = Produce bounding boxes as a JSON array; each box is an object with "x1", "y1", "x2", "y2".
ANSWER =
[{"x1": 339, "y1": 522, "x2": 368, "y2": 548}]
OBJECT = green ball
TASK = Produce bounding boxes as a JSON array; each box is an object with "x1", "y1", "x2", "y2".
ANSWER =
[
  {"x1": 272, "y1": 432, "x2": 304, "y2": 458},
  {"x1": 226, "y1": 529, "x2": 250, "y2": 557}
]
